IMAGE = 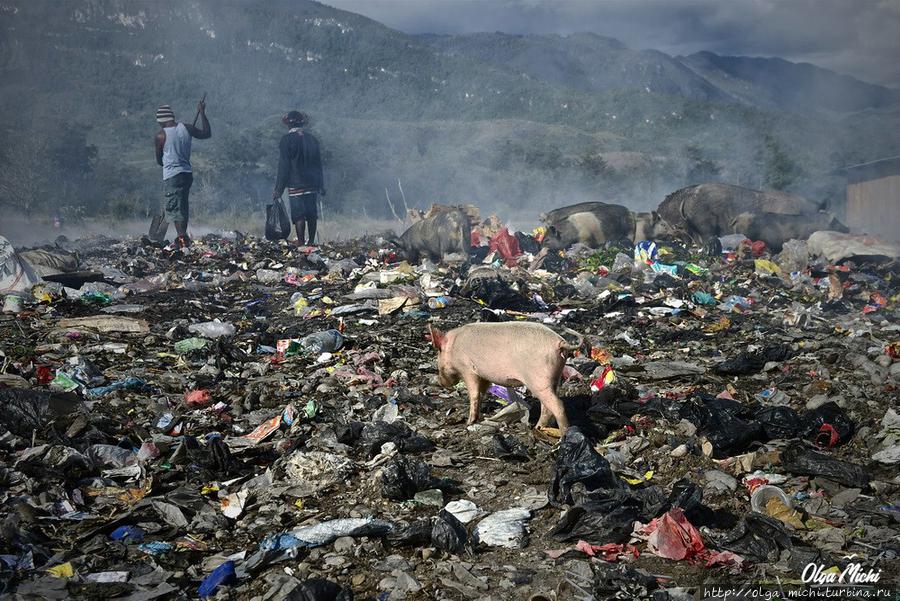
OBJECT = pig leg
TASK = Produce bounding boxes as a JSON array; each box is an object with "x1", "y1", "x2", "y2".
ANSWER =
[
  {"x1": 465, "y1": 376, "x2": 488, "y2": 425},
  {"x1": 532, "y1": 385, "x2": 570, "y2": 432},
  {"x1": 537, "y1": 403, "x2": 552, "y2": 428}
]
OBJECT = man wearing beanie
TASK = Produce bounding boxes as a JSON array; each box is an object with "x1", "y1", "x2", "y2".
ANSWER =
[
  {"x1": 154, "y1": 100, "x2": 211, "y2": 248},
  {"x1": 273, "y1": 110, "x2": 325, "y2": 247}
]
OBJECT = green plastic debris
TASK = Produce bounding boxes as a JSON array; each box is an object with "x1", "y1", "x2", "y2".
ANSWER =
[
  {"x1": 80, "y1": 291, "x2": 112, "y2": 304},
  {"x1": 304, "y1": 399, "x2": 318, "y2": 419},
  {"x1": 684, "y1": 263, "x2": 709, "y2": 276},
  {"x1": 50, "y1": 372, "x2": 79, "y2": 392},
  {"x1": 174, "y1": 337, "x2": 208, "y2": 354},
  {"x1": 693, "y1": 291, "x2": 716, "y2": 305}
]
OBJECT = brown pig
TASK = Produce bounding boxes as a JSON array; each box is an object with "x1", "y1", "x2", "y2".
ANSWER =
[{"x1": 428, "y1": 322, "x2": 583, "y2": 432}]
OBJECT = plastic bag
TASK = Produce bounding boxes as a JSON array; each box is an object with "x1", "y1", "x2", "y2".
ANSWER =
[
  {"x1": 265, "y1": 198, "x2": 291, "y2": 241},
  {"x1": 778, "y1": 239, "x2": 809, "y2": 273},
  {"x1": 198, "y1": 560, "x2": 236, "y2": 598},
  {"x1": 488, "y1": 227, "x2": 522, "y2": 266},
  {"x1": 358, "y1": 421, "x2": 435, "y2": 457},
  {"x1": 381, "y1": 456, "x2": 435, "y2": 501},
  {"x1": 701, "y1": 408, "x2": 763, "y2": 459},
  {"x1": 549, "y1": 427, "x2": 621, "y2": 507},
  {"x1": 718, "y1": 513, "x2": 791, "y2": 563},
  {"x1": 780, "y1": 443, "x2": 870, "y2": 488},
  {"x1": 289, "y1": 579, "x2": 354, "y2": 601},
  {"x1": 755, "y1": 406, "x2": 804, "y2": 440},
  {"x1": 549, "y1": 504, "x2": 641, "y2": 544},
  {"x1": 473, "y1": 508, "x2": 531, "y2": 548},
  {"x1": 431, "y1": 509, "x2": 468, "y2": 554},
  {"x1": 386, "y1": 519, "x2": 433, "y2": 548},
  {"x1": 487, "y1": 433, "x2": 530, "y2": 461},
  {"x1": 714, "y1": 344, "x2": 795, "y2": 375},
  {"x1": 803, "y1": 402, "x2": 854, "y2": 447}
]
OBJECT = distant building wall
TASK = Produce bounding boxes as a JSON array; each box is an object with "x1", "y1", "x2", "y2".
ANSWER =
[{"x1": 846, "y1": 175, "x2": 900, "y2": 242}]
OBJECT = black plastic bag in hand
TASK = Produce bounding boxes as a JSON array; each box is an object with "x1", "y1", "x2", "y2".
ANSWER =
[{"x1": 266, "y1": 198, "x2": 291, "y2": 241}]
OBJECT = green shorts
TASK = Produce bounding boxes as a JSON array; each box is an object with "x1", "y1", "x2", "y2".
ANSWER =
[{"x1": 164, "y1": 172, "x2": 193, "y2": 223}]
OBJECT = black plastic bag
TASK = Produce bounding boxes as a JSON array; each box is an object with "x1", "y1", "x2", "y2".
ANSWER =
[
  {"x1": 515, "y1": 231, "x2": 541, "y2": 254},
  {"x1": 701, "y1": 409, "x2": 764, "y2": 459},
  {"x1": 549, "y1": 504, "x2": 641, "y2": 544},
  {"x1": 287, "y1": 579, "x2": 353, "y2": 601},
  {"x1": 265, "y1": 198, "x2": 291, "y2": 241},
  {"x1": 549, "y1": 427, "x2": 621, "y2": 507},
  {"x1": 639, "y1": 396, "x2": 710, "y2": 428},
  {"x1": 591, "y1": 561, "x2": 659, "y2": 599},
  {"x1": 358, "y1": 421, "x2": 435, "y2": 457},
  {"x1": 755, "y1": 406, "x2": 804, "y2": 440},
  {"x1": 386, "y1": 519, "x2": 433, "y2": 548},
  {"x1": 714, "y1": 344, "x2": 796, "y2": 376},
  {"x1": 780, "y1": 443, "x2": 870, "y2": 488},
  {"x1": 431, "y1": 509, "x2": 467, "y2": 555},
  {"x1": 802, "y1": 402, "x2": 855, "y2": 447},
  {"x1": 335, "y1": 421, "x2": 364, "y2": 445},
  {"x1": 668, "y1": 479, "x2": 737, "y2": 529},
  {"x1": 0, "y1": 388, "x2": 81, "y2": 438},
  {"x1": 381, "y1": 456, "x2": 435, "y2": 501},
  {"x1": 719, "y1": 513, "x2": 792, "y2": 563},
  {"x1": 148, "y1": 214, "x2": 169, "y2": 242},
  {"x1": 464, "y1": 277, "x2": 538, "y2": 311},
  {"x1": 487, "y1": 433, "x2": 530, "y2": 461}
]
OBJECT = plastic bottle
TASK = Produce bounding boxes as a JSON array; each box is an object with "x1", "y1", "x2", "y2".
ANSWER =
[
  {"x1": 2, "y1": 294, "x2": 23, "y2": 314},
  {"x1": 188, "y1": 321, "x2": 236, "y2": 339},
  {"x1": 300, "y1": 329, "x2": 344, "y2": 354},
  {"x1": 427, "y1": 296, "x2": 451, "y2": 310}
]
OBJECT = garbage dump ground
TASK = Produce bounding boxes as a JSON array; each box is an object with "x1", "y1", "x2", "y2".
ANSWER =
[{"x1": 0, "y1": 229, "x2": 899, "y2": 600}]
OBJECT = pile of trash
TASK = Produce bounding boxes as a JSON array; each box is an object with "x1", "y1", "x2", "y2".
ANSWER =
[{"x1": 0, "y1": 225, "x2": 898, "y2": 600}]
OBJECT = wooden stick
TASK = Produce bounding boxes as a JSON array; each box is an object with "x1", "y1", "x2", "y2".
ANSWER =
[
  {"x1": 398, "y1": 179, "x2": 410, "y2": 215},
  {"x1": 192, "y1": 92, "x2": 207, "y2": 128},
  {"x1": 385, "y1": 188, "x2": 402, "y2": 223}
]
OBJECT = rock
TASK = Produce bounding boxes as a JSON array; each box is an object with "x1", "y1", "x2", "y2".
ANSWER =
[
  {"x1": 704, "y1": 470, "x2": 738, "y2": 493},
  {"x1": 332, "y1": 536, "x2": 355, "y2": 554}
]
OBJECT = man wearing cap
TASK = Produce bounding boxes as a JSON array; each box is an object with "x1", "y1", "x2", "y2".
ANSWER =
[
  {"x1": 154, "y1": 101, "x2": 211, "y2": 248},
  {"x1": 273, "y1": 111, "x2": 325, "y2": 247}
]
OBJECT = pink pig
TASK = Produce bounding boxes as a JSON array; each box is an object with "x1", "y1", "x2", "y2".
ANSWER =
[{"x1": 428, "y1": 321, "x2": 583, "y2": 432}]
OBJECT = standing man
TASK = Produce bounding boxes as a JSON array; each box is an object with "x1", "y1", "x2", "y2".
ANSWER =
[
  {"x1": 155, "y1": 101, "x2": 211, "y2": 249},
  {"x1": 273, "y1": 111, "x2": 325, "y2": 247}
]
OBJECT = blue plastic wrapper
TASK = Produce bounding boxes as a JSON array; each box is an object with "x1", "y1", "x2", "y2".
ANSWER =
[
  {"x1": 87, "y1": 377, "x2": 153, "y2": 398},
  {"x1": 634, "y1": 240, "x2": 658, "y2": 263},
  {"x1": 110, "y1": 525, "x2": 145, "y2": 543},
  {"x1": 692, "y1": 291, "x2": 716, "y2": 305},
  {"x1": 649, "y1": 261, "x2": 678, "y2": 276},
  {"x1": 198, "y1": 560, "x2": 236, "y2": 597},
  {"x1": 138, "y1": 541, "x2": 173, "y2": 555}
]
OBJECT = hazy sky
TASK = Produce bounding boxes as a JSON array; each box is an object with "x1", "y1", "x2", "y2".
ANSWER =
[{"x1": 325, "y1": 0, "x2": 900, "y2": 88}]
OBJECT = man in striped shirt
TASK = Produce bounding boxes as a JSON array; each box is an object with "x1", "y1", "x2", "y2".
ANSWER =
[{"x1": 273, "y1": 111, "x2": 325, "y2": 246}]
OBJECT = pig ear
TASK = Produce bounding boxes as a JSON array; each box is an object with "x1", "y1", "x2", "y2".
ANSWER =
[{"x1": 428, "y1": 325, "x2": 445, "y2": 350}]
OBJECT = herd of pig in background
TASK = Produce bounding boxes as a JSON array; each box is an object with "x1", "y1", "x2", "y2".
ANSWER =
[{"x1": 394, "y1": 181, "x2": 850, "y2": 265}]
